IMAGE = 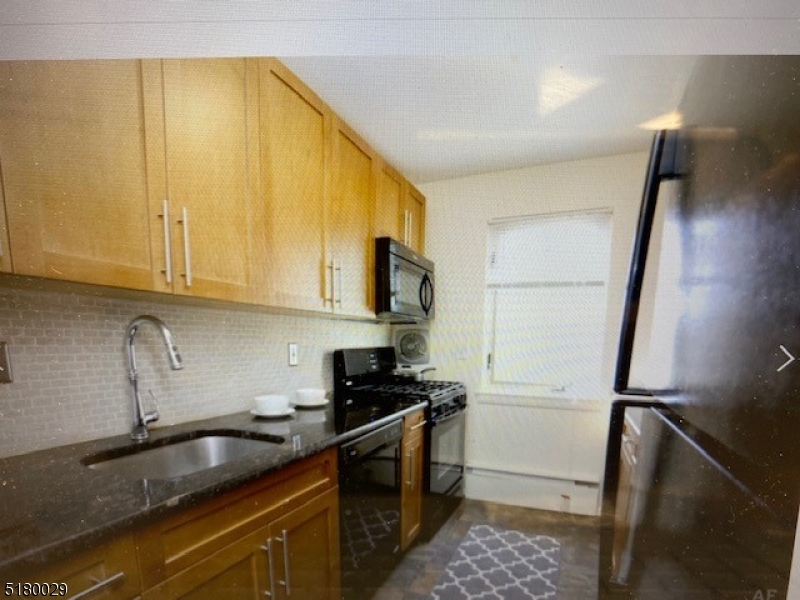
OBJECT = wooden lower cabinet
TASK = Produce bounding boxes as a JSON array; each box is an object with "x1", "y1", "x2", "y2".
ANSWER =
[
  {"x1": 268, "y1": 486, "x2": 340, "y2": 600},
  {"x1": 400, "y1": 409, "x2": 426, "y2": 551},
  {"x1": 141, "y1": 526, "x2": 270, "y2": 599},
  {"x1": 15, "y1": 533, "x2": 142, "y2": 599},
  {"x1": 138, "y1": 448, "x2": 339, "y2": 599},
  {"x1": 142, "y1": 484, "x2": 339, "y2": 600}
]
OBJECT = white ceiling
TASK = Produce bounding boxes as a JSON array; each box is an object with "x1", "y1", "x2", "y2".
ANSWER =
[
  {"x1": 281, "y1": 55, "x2": 699, "y2": 183},
  {"x1": 1, "y1": 2, "x2": 798, "y2": 185}
]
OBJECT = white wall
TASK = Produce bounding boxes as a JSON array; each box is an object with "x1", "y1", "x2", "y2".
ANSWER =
[
  {"x1": 0, "y1": 282, "x2": 388, "y2": 457},
  {"x1": 420, "y1": 151, "x2": 650, "y2": 514}
]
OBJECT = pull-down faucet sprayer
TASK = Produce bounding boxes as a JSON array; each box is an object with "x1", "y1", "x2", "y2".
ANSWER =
[{"x1": 126, "y1": 315, "x2": 183, "y2": 441}]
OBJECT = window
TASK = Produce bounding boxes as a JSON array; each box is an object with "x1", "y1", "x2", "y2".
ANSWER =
[{"x1": 485, "y1": 210, "x2": 612, "y2": 397}]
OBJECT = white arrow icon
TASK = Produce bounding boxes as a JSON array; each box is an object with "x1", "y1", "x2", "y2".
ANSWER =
[{"x1": 777, "y1": 345, "x2": 796, "y2": 372}]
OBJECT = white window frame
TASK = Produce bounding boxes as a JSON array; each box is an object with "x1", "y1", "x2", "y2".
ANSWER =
[{"x1": 482, "y1": 209, "x2": 613, "y2": 400}]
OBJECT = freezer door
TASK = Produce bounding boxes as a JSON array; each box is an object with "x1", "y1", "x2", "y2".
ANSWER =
[{"x1": 602, "y1": 408, "x2": 793, "y2": 600}]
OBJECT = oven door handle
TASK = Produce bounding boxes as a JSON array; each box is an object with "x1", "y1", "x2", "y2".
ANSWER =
[{"x1": 431, "y1": 408, "x2": 466, "y2": 426}]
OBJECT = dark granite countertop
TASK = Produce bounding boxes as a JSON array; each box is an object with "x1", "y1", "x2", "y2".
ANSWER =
[{"x1": 0, "y1": 401, "x2": 426, "y2": 576}]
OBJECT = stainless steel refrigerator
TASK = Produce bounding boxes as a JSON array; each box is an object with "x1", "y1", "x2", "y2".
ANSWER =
[{"x1": 600, "y1": 56, "x2": 800, "y2": 599}]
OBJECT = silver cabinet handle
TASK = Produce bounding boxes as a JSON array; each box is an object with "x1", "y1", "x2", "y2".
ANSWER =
[
  {"x1": 179, "y1": 206, "x2": 192, "y2": 287},
  {"x1": 324, "y1": 260, "x2": 334, "y2": 306},
  {"x1": 260, "y1": 539, "x2": 276, "y2": 598},
  {"x1": 159, "y1": 199, "x2": 173, "y2": 284},
  {"x1": 274, "y1": 530, "x2": 291, "y2": 595},
  {"x1": 410, "y1": 419, "x2": 427, "y2": 432},
  {"x1": 69, "y1": 572, "x2": 124, "y2": 600},
  {"x1": 410, "y1": 447, "x2": 415, "y2": 491},
  {"x1": 405, "y1": 449, "x2": 413, "y2": 487},
  {"x1": 404, "y1": 210, "x2": 410, "y2": 245},
  {"x1": 334, "y1": 259, "x2": 343, "y2": 308},
  {"x1": 407, "y1": 212, "x2": 413, "y2": 245}
]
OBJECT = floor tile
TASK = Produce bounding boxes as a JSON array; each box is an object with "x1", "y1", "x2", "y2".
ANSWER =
[{"x1": 371, "y1": 499, "x2": 602, "y2": 599}]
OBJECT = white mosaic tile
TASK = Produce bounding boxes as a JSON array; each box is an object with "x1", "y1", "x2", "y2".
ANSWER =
[{"x1": 0, "y1": 286, "x2": 389, "y2": 457}]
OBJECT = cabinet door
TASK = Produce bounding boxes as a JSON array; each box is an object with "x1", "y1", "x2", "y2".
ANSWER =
[
  {"x1": 19, "y1": 534, "x2": 141, "y2": 599},
  {"x1": 375, "y1": 161, "x2": 405, "y2": 242},
  {"x1": 156, "y1": 58, "x2": 260, "y2": 303},
  {"x1": 405, "y1": 183, "x2": 426, "y2": 254},
  {"x1": 136, "y1": 447, "x2": 338, "y2": 590},
  {"x1": 258, "y1": 59, "x2": 327, "y2": 311},
  {"x1": 401, "y1": 429, "x2": 425, "y2": 551},
  {"x1": 0, "y1": 60, "x2": 159, "y2": 290},
  {"x1": 268, "y1": 486, "x2": 340, "y2": 600},
  {"x1": 327, "y1": 118, "x2": 375, "y2": 317},
  {"x1": 142, "y1": 526, "x2": 271, "y2": 600}
]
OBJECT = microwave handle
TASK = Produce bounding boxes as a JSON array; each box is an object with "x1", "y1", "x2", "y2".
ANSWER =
[
  {"x1": 426, "y1": 275, "x2": 434, "y2": 313},
  {"x1": 419, "y1": 272, "x2": 434, "y2": 315}
]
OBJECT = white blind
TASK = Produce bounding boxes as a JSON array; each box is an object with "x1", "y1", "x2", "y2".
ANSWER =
[
  {"x1": 486, "y1": 211, "x2": 612, "y2": 391},
  {"x1": 488, "y1": 211, "x2": 611, "y2": 285}
]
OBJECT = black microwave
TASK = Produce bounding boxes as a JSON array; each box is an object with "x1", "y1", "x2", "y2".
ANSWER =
[{"x1": 375, "y1": 237, "x2": 434, "y2": 322}]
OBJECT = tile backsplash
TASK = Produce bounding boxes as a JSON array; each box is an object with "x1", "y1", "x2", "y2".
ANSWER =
[{"x1": 0, "y1": 285, "x2": 389, "y2": 458}]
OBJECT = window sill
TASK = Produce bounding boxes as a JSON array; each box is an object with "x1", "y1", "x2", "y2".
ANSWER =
[{"x1": 475, "y1": 391, "x2": 607, "y2": 413}]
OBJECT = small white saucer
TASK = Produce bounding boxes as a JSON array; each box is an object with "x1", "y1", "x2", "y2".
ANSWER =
[
  {"x1": 251, "y1": 408, "x2": 295, "y2": 419},
  {"x1": 291, "y1": 399, "x2": 329, "y2": 408}
]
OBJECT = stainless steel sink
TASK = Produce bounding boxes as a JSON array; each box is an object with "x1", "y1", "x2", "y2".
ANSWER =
[{"x1": 82, "y1": 429, "x2": 285, "y2": 480}]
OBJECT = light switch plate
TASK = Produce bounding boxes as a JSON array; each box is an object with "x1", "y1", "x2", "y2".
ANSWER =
[
  {"x1": 288, "y1": 343, "x2": 298, "y2": 367},
  {"x1": 0, "y1": 342, "x2": 12, "y2": 383}
]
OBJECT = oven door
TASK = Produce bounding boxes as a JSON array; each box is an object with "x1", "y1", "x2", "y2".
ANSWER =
[
  {"x1": 429, "y1": 409, "x2": 466, "y2": 496},
  {"x1": 424, "y1": 407, "x2": 466, "y2": 539}
]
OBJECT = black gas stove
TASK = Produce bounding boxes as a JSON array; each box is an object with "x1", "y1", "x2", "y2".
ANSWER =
[
  {"x1": 333, "y1": 346, "x2": 467, "y2": 549},
  {"x1": 333, "y1": 346, "x2": 466, "y2": 434}
]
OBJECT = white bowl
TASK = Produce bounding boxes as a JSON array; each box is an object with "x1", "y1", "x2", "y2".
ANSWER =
[
  {"x1": 254, "y1": 394, "x2": 290, "y2": 415},
  {"x1": 294, "y1": 388, "x2": 327, "y2": 406}
]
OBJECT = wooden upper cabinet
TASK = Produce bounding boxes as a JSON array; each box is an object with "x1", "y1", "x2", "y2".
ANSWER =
[
  {"x1": 327, "y1": 117, "x2": 375, "y2": 317},
  {"x1": 374, "y1": 159, "x2": 426, "y2": 254},
  {"x1": 375, "y1": 161, "x2": 405, "y2": 243},
  {"x1": 0, "y1": 60, "x2": 158, "y2": 289},
  {"x1": 405, "y1": 183, "x2": 426, "y2": 254},
  {"x1": 257, "y1": 59, "x2": 327, "y2": 311},
  {"x1": 0, "y1": 57, "x2": 418, "y2": 316},
  {"x1": 259, "y1": 60, "x2": 375, "y2": 317},
  {"x1": 147, "y1": 58, "x2": 260, "y2": 303}
]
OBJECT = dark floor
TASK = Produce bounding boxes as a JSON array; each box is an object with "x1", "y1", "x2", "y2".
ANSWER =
[{"x1": 371, "y1": 499, "x2": 602, "y2": 600}]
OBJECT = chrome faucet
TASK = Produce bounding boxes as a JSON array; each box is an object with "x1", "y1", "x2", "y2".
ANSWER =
[{"x1": 126, "y1": 315, "x2": 183, "y2": 441}]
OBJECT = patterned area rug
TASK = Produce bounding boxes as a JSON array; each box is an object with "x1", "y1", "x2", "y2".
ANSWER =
[{"x1": 430, "y1": 524, "x2": 560, "y2": 600}]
